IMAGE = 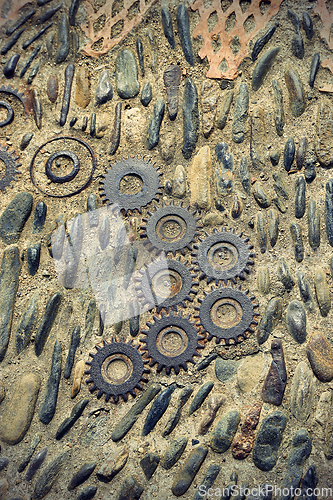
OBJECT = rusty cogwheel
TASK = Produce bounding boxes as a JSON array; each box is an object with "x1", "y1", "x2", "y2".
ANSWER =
[
  {"x1": 192, "y1": 227, "x2": 255, "y2": 284},
  {"x1": 140, "y1": 311, "x2": 205, "y2": 375},
  {"x1": 85, "y1": 337, "x2": 150, "y2": 403},
  {"x1": 195, "y1": 284, "x2": 259, "y2": 345},
  {"x1": 0, "y1": 144, "x2": 21, "y2": 192}
]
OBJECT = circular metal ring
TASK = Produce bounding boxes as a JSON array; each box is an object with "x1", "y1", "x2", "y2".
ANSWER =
[
  {"x1": 45, "y1": 150, "x2": 80, "y2": 183},
  {"x1": 0, "y1": 101, "x2": 14, "y2": 127}
]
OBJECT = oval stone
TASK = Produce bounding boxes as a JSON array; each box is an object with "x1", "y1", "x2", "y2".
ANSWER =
[
  {"x1": 286, "y1": 300, "x2": 307, "y2": 343},
  {"x1": 290, "y1": 361, "x2": 315, "y2": 422},
  {"x1": 116, "y1": 49, "x2": 140, "y2": 99},
  {"x1": 307, "y1": 332, "x2": 333, "y2": 382}
]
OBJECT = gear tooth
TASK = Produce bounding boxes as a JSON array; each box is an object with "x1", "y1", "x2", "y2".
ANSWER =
[
  {"x1": 207, "y1": 277, "x2": 213, "y2": 284},
  {"x1": 113, "y1": 394, "x2": 119, "y2": 403},
  {"x1": 122, "y1": 393, "x2": 128, "y2": 402},
  {"x1": 174, "y1": 365, "x2": 180, "y2": 374},
  {"x1": 89, "y1": 384, "x2": 97, "y2": 392},
  {"x1": 136, "y1": 383, "x2": 144, "y2": 390},
  {"x1": 97, "y1": 389, "x2": 104, "y2": 398},
  {"x1": 129, "y1": 389, "x2": 136, "y2": 398},
  {"x1": 85, "y1": 377, "x2": 93, "y2": 384}
]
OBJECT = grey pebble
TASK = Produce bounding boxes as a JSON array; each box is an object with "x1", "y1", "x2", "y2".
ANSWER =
[
  {"x1": 290, "y1": 222, "x2": 304, "y2": 263},
  {"x1": 252, "y1": 48, "x2": 280, "y2": 91},
  {"x1": 295, "y1": 176, "x2": 306, "y2": 219},
  {"x1": 188, "y1": 382, "x2": 213, "y2": 415},
  {"x1": 15, "y1": 292, "x2": 38, "y2": 354},
  {"x1": 171, "y1": 446, "x2": 208, "y2": 497},
  {"x1": 141, "y1": 82, "x2": 152, "y2": 107},
  {"x1": 34, "y1": 292, "x2": 62, "y2": 356},
  {"x1": 68, "y1": 462, "x2": 96, "y2": 491},
  {"x1": 161, "y1": 436, "x2": 187, "y2": 470},
  {"x1": 18, "y1": 433, "x2": 41, "y2": 473},
  {"x1": 284, "y1": 136, "x2": 295, "y2": 172},
  {"x1": 182, "y1": 78, "x2": 199, "y2": 159},
  {"x1": 140, "y1": 452, "x2": 159, "y2": 480},
  {"x1": 232, "y1": 82, "x2": 248, "y2": 143},
  {"x1": 277, "y1": 257, "x2": 295, "y2": 290},
  {"x1": 286, "y1": 300, "x2": 307, "y2": 343},
  {"x1": 25, "y1": 447, "x2": 48, "y2": 482},
  {"x1": 38, "y1": 340, "x2": 62, "y2": 425},
  {"x1": 256, "y1": 212, "x2": 267, "y2": 254},
  {"x1": 76, "y1": 486, "x2": 97, "y2": 500},
  {"x1": 32, "y1": 449, "x2": 71, "y2": 499},
  {"x1": 163, "y1": 385, "x2": 193, "y2": 436},
  {"x1": 210, "y1": 410, "x2": 240, "y2": 453},
  {"x1": 95, "y1": 70, "x2": 113, "y2": 105},
  {"x1": 176, "y1": 4, "x2": 194, "y2": 65},
  {"x1": 116, "y1": 49, "x2": 140, "y2": 99},
  {"x1": 55, "y1": 12, "x2": 69, "y2": 64},
  {"x1": 257, "y1": 297, "x2": 283, "y2": 345},
  {"x1": 147, "y1": 98, "x2": 165, "y2": 150},
  {"x1": 272, "y1": 79, "x2": 284, "y2": 136},
  {"x1": 0, "y1": 192, "x2": 33, "y2": 244},
  {"x1": 142, "y1": 384, "x2": 176, "y2": 436},
  {"x1": 297, "y1": 272, "x2": 314, "y2": 312},
  {"x1": 252, "y1": 411, "x2": 287, "y2": 471}
]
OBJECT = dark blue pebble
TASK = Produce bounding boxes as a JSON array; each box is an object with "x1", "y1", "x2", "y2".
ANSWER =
[
  {"x1": 64, "y1": 325, "x2": 80, "y2": 379},
  {"x1": 142, "y1": 384, "x2": 176, "y2": 436},
  {"x1": 176, "y1": 4, "x2": 194, "y2": 65}
]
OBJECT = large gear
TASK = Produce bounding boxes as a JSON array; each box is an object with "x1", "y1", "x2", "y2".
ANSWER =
[
  {"x1": 140, "y1": 201, "x2": 200, "y2": 255},
  {"x1": 0, "y1": 144, "x2": 21, "y2": 192},
  {"x1": 99, "y1": 156, "x2": 162, "y2": 214},
  {"x1": 136, "y1": 257, "x2": 198, "y2": 312},
  {"x1": 85, "y1": 337, "x2": 150, "y2": 403},
  {"x1": 192, "y1": 227, "x2": 255, "y2": 284},
  {"x1": 196, "y1": 284, "x2": 259, "y2": 344},
  {"x1": 140, "y1": 311, "x2": 205, "y2": 374}
]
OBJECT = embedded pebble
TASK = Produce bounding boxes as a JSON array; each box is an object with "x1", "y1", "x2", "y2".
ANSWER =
[
  {"x1": 326, "y1": 179, "x2": 333, "y2": 245},
  {"x1": 237, "y1": 354, "x2": 263, "y2": 393},
  {"x1": 18, "y1": 433, "x2": 41, "y2": 473},
  {"x1": 297, "y1": 272, "x2": 314, "y2": 312},
  {"x1": 252, "y1": 24, "x2": 277, "y2": 61},
  {"x1": 1, "y1": 28, "x2": 25, "y2": 56},
  {"x1": 257, "y1": 297, "x2": 283, "y2": 345},
  {"x1": 270, "y1": 151, "x2": 280, "y2": 166},
  {"x1": 232, "y1": 402, "x2": 262, "y2": 459},
  {"x1": 173, "y1": 165, "x2": 186, "y2": 198},
  {"x1": 256, "y1": 212, "x2": 267, "y2": 254},
  {"x1": 75, "y1": 68, "x2": 90, "y2": 109},
  {"x1": 135, "y1": 37, "x2": 144, "y2": 76},
  {"x1": 3, "y1": 53, "x2": 20, "y2": 78},
  {"x1": 325, "y1": 420, "x2": 333, "y2": 459},
  {"x1": 182, "y1": 78, "x2": 199, "y2": 159},
  {"x1": 38, "y1": 340, "x2": 62, "y2": 425},
  {"x1": 295, "y1": 176, "x2": 306, "y2": 219},
  {"x1": 297, "y1": 137, "x2": 308, "y2": 170},
  {"x1": 68, "y1": 462, "x2": 97, "y2": 491},
  {"x1": 286, "y1": 300, "x2": 307, "y2": 343},
  {"x1": 0, "y1": 373, "x2": 41, "y2": 445},
  {"x1": 290, "y1": 222, "x2": 304, "y2": 263},
  {"x1": 141, "y1": 82, "x2": 152, "y2": 107},
  {"x1": 315, "y1": 391, "x2": 331, "y2": 425},
  {"x1": 147, "y1": 98, "x2": 165, "y2": 150},
  {"x1": 307, "y1": 332, "x2": 333, "y2": 382},
  {"x1": 112, "y1": 384, "x2": 161, "y2": 442},
  {"x1": 164, "y1": 65, "x2": 181, "y2": 120},
  {"x1": 299, "y1": 466, "x2": 318, "y2": 499},
  {"x1": 32, "y1": 201, "x2": 47, "y2": 234},
  {"x1": 176, "y1": 4, "x2": 194, "y2": 65},
  {"x1": 239, "y1": 156, "x2": 250, "y2": 194},
  {"x1": 109, "y1": 102, "x2": 122, "y2": 156},
  {"x1": 55, "y1": 12, "x2": 69, "y2": 64},
  {"x1": 15, "y1": 292, "x2": 38, "y2": 354},
  {"x1": 129, "y1": 301, "x2": 140, "y2": 337},
  {"x1": 0, "y1": 380, "x2": 5, "y2": 403},
  {"x1": 163, "y1": 385, "x2": 193, "y2": 437},
  {"x1": 292, "y1": 32, "x2": 304, "y2": 59},
  {"x1": 20, "y1": 131, "x2": 34, "y2": 150},
  {"x1": 277, "y1": 257, "x2": 295, "y2": 290},
  {"x1": 142, "y1": 384, "x2": 175, "y2": 436},
  {"x1": 201, "y1": 79, "x2": 219, "y2": 137},
  {"x1": 304, "y1": 151, "x2": 316, "y2": 183},
  {"x1": 35, "y1": 292, "x2": 62, "y2": 356},
  {"x1": 189, "y1": 381, "x2": 214, "y2": 415},
  {"x1": 253, "y1": 183, "x2": 270, "y2": 208},
  {"x1": 252, "y1": 48, "x2": 280, "y2": 91},
  {"x1": 77, "y1": 486, "x2": 97, "y2": 500},
  {"x1": 193, "y1": 464, "x2": 220, "y2": 500},
  {"x1": 64, "y1": 325, "x2": 80, "y2": 379},
  {"x1": 210, "y1": 410, "x2": 240, "y2": 453},
  {"x1": 95, "y1": 70, "x2": 113, "y2": 105},
  {"x1": 215, "y1": 358, "x2": 240, "y2": 383},
  {"x1": 25, "y1": 447, "x2": 48, "y2": 482},
  {"x1": 273, "y1": 172, "x2": 289, "y2": 200},
  {"x1": 216, "y1": 142, "x2": 233, "y2": 195},
  {"x1": 0, "y1": 192, "x2": 33, "y2": 244},
  {"x1": 216, "y1": 90, "x2": 233, "y2": 130},
  {"x1": 303, "y1": 11, "x2": 313, "y2": 39},
  {"x1": 27, "y1": 242, "x2": 41, "y2": 276},
  {"x1": 232, "y1": 83, "x2": 248, "y2": 143},
  {"x1": 140, "y1": 453, "x2": 159, "y2": 480},
  {"x1": 290, "y1": 361, "x2": 315, "y2": 422},
  {"x1": 268, "y1": 209, "x2": 278, "y2": 247},
  {"x1": 308, "y1": 199, "x2": 320, "y2": 249},
  {"x1": 96, "y1": 446, "x2": 128, "y2": 482},
  {"x1": 272, "y1": 78, "x2": 284, "y2": 136},
  {"x1": 309, "y1": 53, "x2": 319, "y2": 88},
  {"x1": 284, "y1": 136, "x2": 295, "y2": 172},
  {"x1": 0, "y1": 246, "x2": 21, "y2": 361},
  {"x1": 261, "y1": 339, "x2": 287, "y2": 406},
  {"x1": 60, "y1": 63, "x2": 75, "y2": 126},
  {"x1": 280, "y1": 430, "x2": 311, "y2": 494},
  {"x1": 161, "y1": 436, "x2": 187, "y2": 469},
  {"x1": 161, "y1": 6, "x2": 175, "y2": 49},
  {"x1": 56, "y1": 398, "x2": 88, "y2": 440},
  {"x1": 71, "y1": 359, "x2": 84, "y2": 398},
  {"x1": 0, "y1": 457, "x2": 9, "y2": 471},
  {"x1": 285, "y1": 66, "x2": 305, "y2": 117},
  {"x1": 250, "y1": 107, "x2": 266, "y2": 170},
  {"x1": 258, "y1": 266, "x2": 270, "y2": 294},
  {"x1": 189, "y1": 145, "x2": 211, "y2": 209},
  {"x1": 198, "y1": 395, "x2": 224, "y2": 435},
  {"x1": 252, "y1": 411, "x2": 287, "y2": 471},
  {"x1": 32, "y1": 449, "x2": 71, "y2": 499},
  {"x1": 118, "y1": 476, "x2": 143, "y2": 500},
  {"x1": 116, "y1": 49, "x2": 140, "y2": 99},
  {"x1": 314, "y1": 267, "x2": 331, "y2": 316},
  {"x1": 171, "y1": 446, "x2": 208, "y2": 497}
]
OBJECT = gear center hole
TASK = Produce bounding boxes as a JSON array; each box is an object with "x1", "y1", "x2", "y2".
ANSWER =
[
  {"x1": 157, "y1": 326, "x2": 188, "y2": 357},
  {"x1": 156, "y1": 215, "x2": 187, "y2": 242},
  {"x1": 152, "y1": 269, "x2": 181, "y2": 299},
  {"x1": 210, "y1": 298, "x2": 243, "y2": 328},
  {"x1": 101, "y1": 354, "x2": 133, "y2": 385},
  {"x1": 119, "y1": 174, "x2": 143, "y2": 195},
  {"x1": 207, "y1": 242, "x2": 238, "y2": 270},
  {"x1": 0, "y1": 107, "x2": 8, "y2": 122}
]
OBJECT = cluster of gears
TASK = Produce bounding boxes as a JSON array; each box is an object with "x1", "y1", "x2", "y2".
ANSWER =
[{"x1": 85, "y1": 156, "x2": 260, "y2": 403}]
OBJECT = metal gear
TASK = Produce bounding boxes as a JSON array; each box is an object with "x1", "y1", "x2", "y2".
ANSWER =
[
  {"x1": 141, "y1": 201, "x2": 200, "y2": 255},
  {"x1": 99, "y1": 156, "x2": 162, "y2": 214},
  {"x1": 136, "y1": 257, "x2": 199, "y2": 312},
  {"x1": 0, "y1": 144, "x2": 21, "y2": 192},
  {"x1": 140, "y1": 311, "x2": 205, "y2": 374},
  {"x1": 85, "y1": 337, "x2": 150, "y2": 403},
  {"x1": 192, "y1": 227, "x2": 255, "y2": 284},
  {"x1": 0, "y1": 85, "x2": 28, "y2": 117},
  {"x1": 195, "y1": 284, "x2": 259, "y2": 345}
]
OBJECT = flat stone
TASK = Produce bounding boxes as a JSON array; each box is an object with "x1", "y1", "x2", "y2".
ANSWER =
[
  {"x1": 117, "y1": 476, "x2": 143, "y2": 500},
  {"x1": 216, "y1": 90, "x2": 233, "y2": 130},
  {"x1": 140, "y1": 452, "x2": 159, "y2": 480},
  {"x1": 193, "y1": 464, "x2": 220, "y2": 500},
  {"x1": 182, "y1": 77, "x2": 199, "y2": 159},
  {"x1": 189, "y1": 145, "x2": 211, "y2": 209},
  {"x1": 232, "y1": 82, "x2": 248, "y2": 143},
  {"x1": 215, "y1": 358, "x2": 240, "y2": 382},
  {"x1": 164, "y1": 65, "x2": 180, "y2": 120},
  {"x1": 237, "y1": 354, "x2": 264, "y2": 393},
  {"x1": 198, "y1": 395, "x2": 224, "y2": 435},
  {"x1": 32, "y1": 449, "x2": 71, "y2": 499},
  {"x1": 314, "y1": 267, "x2": 331, "y2": 316},
  {"x1": 307, "y1": 332, "x2": 333, "y2": 382},
  {"x1": 0, "y1": 372, "x2": 41, "y2": 445},
  {"x1": 171, "y1": 446, "x2": 208, "y2": 497},
  {"x1": 315, "y1": 391, "x2": 331, "y2": 425},
  {"x1": 141, "y1": 82, "x2": 152, "y2": 107},
  {"x1": 202, "y1": 212, "x2": 224, "y2": 226},
  {"x1": 261, "y1": 339, "x2": 287, "y2": 406},
  {"x1": 232, "y1": 402, "x2": 262, "y2": 459},
  {"x1": 96, "y1": 446, "x2": 128, "y2": 482},
  {"x1": 147, "y1": 98, "x2": 165, "y2": 150},
  {"x1": 201, "y1": 79, "x2": 219, "y2": 137},
  {"x1": 142, "y1": 384, "x2": 175, "y2": 436},
  {"x1": 252, "y1": 47, "x2": 280, "y2": 91},
  {"x1": 285, "y1": 66, "x2": 305, "y2": 117},
  {"x1": 68, "y1": 462, "x2": 96, "y2": 490},
  {"x1": 75, "y1": 67, "x2": 90, "y2": 108},
  {"x1": 210, "y1": 410, "x2": 240, "y2": 453},
  {"x1": 38, "y1": 340, "x2": 62, "y2": 424},
  {"x1": 173, "y1": 165, "x2": 186, "y2": 197},
  {"x1": 286, "y1": 300, "x2": 307, "y2": 344},
  {"x1": 77, "y1": 487, "x2": 97, "y2": 500},
  {"x1": 188, "y1": 382, "x2": 214, "y2": 415},
  {"x1": 159, "y1": 133, "x2": 176, "y2": 164},
  {"x1": 116, "y1": 49, "x2": 140, "y2": 99},
  {"x1": 161, "y1": 436, "x2": 187, "y2": 470},
  {"x1": 290, "y1": 361, "x2": 315, "y2": 422},
  {"x1": 316, "y1": 100, "x2": 333, "y2": 168},
  {"x1": 0, "y1": 192, "x2": 33, "y2": 244},
  {"x1": 95, "y1": 70, "x2": 113, "y2": 105},
  {"x1": 15, "y1": 291, "x2": 38, "y2": 354},
  {"x1": 252, "y1": 411, "x2": 287, "y2": 471},
  {"x1": 216, "y1": 142, "x2": 234, "y2": 195}
]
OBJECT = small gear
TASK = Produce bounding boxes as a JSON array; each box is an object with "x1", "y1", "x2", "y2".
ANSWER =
[
  {"x1": 136, "y1": 257, "x2": 198, "y2": 311},
  {"x1": 85, "y1": 337, "x2": 150, "y2": 403},
  {"x1": 99, "y1": 156, "x2": 162, "y2": 214},
  {"x1": 0, "y1": 85, "x2": 28, "y2": 116},
  {"x1": 0, "y1": 144, "x2": 21, "y2": 192},
  {"x1": 140, "y1": 201, "x2": 200, "y2": 255},
  {"x1": 192, "y1": 227, "x2": 255, "y2": 284},
  {"x1": 195, "y1": 284, "x2": 259, "y2": 344},
  {"x1": 140, "y1": 311, "x2": 205, "y2": 374}
]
